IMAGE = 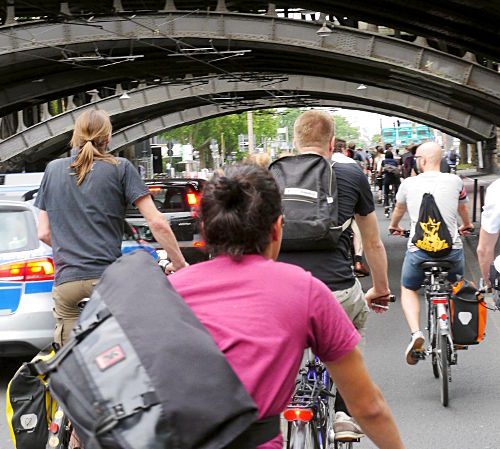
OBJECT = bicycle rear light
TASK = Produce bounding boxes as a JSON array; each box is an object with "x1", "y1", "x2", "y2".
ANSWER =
[
  {"x1": 432, "y1": 297, "x2": 448, "y2": 304},
  {"x1": 284, "y1": 408, "x2": 313, "y2": 422}
]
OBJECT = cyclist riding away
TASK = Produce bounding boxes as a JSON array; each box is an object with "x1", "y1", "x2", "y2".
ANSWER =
[
  {"x1": 380, "y1": 150, "x2": 401, "y2": 216},
  {"x1": 277, "y1": 110, "x2": 393, "y2": 442},
  {"x1": 169, "y1": 164, "x2": 405, "y2": 449},
  {"x1": 388, "y1": 142, "x2": 473, "y2": 364},
  {"x1": 36, "y1": 109, "x2": 187, "y2": 346}
]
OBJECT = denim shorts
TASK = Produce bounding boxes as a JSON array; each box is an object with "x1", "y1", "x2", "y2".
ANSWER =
[{"x1": 401, "y1": 248, "x2": 464, "y2": 291}]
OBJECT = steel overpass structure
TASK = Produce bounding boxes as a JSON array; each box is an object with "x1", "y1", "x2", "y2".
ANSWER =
[{"x1": 0, "y1": 1, "x2": 498, "y2": 170}]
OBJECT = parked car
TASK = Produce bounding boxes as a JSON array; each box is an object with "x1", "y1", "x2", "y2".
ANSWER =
[
  {"x1": 0, "y1": 199, "x2": 157, "y2": 357},
  {"x1": 125, "y1": 178, "x2": 209, "y2": 264}
]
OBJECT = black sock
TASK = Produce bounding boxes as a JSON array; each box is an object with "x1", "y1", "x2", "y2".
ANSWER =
[{"x1": 354, "y1": 255, "x2": 363, "y2": 263}]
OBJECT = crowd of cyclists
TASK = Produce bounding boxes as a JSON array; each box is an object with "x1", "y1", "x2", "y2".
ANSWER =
[{"x1": 30, "y1": 108, "x2": 499, "y2": 449}]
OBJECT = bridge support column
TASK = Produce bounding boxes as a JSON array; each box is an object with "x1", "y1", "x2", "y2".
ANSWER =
[
  {"x1": 66, "y1": 95, "x2": 76, "y2": 111},
  {"x1": 162, "y1": 0, "x2": 177, "y2": 11},
  {"x1": 5, "y1": 0, "x2": 16, "y2": 25},
  {"x1": 470, "y1": 142, "x2": 478, "y2": 166},
  {"x1": 16, "y1": 110, "x2": 26, "y2": 132},
  {"x1": 60, "y1": 3, "x2": 71, "y2": 15},
  {"x1": 459, "y1": 140, "x2": 468, "y2": 164},
  {"x1": 113, "y1": 1, "x2": 124, "y2": 13},
  {"x1": 267, "y1": 3, "x2": 277, "y2": 16},
  {"x1": 41, "y1": 103, "x2": 51, "y2": 121}
]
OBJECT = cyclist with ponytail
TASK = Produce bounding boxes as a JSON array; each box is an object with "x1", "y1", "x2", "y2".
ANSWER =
[{"x1": 36, "y1": 109, "x2": 187, "y2": 346}]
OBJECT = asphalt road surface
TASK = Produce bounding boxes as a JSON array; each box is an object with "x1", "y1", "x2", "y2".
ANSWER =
[{"x1": 0, "y1": 194, "x2": 499, "y2": 449}]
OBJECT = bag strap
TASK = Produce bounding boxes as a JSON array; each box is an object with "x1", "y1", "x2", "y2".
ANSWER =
[
  {"x1": 30, "y1": 307, "x2": 112, "y2": 377},
  {"x1": 223, "y1": 415, "x2": 280, "y2": 449}
]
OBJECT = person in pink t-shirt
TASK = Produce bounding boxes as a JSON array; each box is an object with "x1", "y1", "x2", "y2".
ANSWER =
[{"x1": 169, "y1": 164, "x2": 405, "y2": 449}]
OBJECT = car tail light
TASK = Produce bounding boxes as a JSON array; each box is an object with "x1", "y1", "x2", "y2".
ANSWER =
[
  {"x1": 0, "y1": 258, "x2": 54, "y2": 282},
  {"x1": 148, "y1": 186, "x2": 162, "y2": 194},
  {"x1": 186, "y1": 193, "x2": 198, "y2": 206},
  {"x1": 283, "y1": 408, "x2": 313, "y2": 422}
]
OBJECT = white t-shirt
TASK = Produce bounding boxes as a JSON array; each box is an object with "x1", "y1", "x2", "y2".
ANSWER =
[
  {"x1": 480, "y1": 178, "x2": 500, "y2": 271},
  {"x1": 396, "y1": 171, "x2": 468, "y2": 251}
]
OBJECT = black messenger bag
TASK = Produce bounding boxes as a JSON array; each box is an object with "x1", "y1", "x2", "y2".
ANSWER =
[{"x1": 32, "y1": 250, "x2": 279, "y2": 449}]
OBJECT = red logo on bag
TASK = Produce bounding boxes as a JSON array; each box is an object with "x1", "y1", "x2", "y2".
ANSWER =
[{"x1": 95, "y1": 345, "x2": 126, "y2": 371}]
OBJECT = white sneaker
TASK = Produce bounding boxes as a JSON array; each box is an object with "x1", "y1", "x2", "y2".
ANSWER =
[
  {"x1": 405, "y1": 331, "x2": 425, "y2": 365},
  {"x1": 333, "y1": 411, "x2": 364, "y2": 441}
]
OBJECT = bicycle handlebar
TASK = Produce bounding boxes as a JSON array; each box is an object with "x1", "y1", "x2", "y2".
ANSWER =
[{"x1": 389, "y1": 229, "x2": 410, "y2": 238}]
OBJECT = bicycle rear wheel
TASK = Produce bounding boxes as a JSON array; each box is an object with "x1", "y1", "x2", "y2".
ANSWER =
[
  {"x1": 437, "y1": 331, "x2": 449, "y2": 407},
  {"x1": 429, "y1": 308, "x2": 439, "y2": 378},
  {"x1": 289, "y1": 421, "x2": 315, "y2": 449}
]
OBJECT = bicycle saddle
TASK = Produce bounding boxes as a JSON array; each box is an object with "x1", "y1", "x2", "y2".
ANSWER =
[{"x1": 418, "y1": 261, "x2": 453, "y2": 270}]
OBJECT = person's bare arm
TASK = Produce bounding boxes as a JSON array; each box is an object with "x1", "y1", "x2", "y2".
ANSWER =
[
  {"x1": 326, "y1": 349, "x2": 405, "y2": 449},
  {"x1": 388, "y1": 202, "x2": 407, "y2": 234},
  {"x1": 134, "y1": 195, "x2": 187, "y2": 271},
  {"x1": 457, "y1": 202, "x2": 473, "y2": 232},
  {"x1": 355, "y1": 212, "x2": 391, "y2": 310},
  {"x1": 477, "y1": 228, "x2": 499, "y2": 287},
  {"x1": 37, "y1": 210, "x2": 52, "y2": 246}
]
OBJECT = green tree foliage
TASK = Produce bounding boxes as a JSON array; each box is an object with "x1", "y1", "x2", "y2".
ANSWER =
[
  {"x1": 370, "y1": 133, "x2": 382, "y2": 146},
  {"x1": 161, "y1": 110, "x2": 279, "y2": 165},
  {"x1": 278, "y1": 108, "x2": 303, "y2": 140},
  {"x1": 333, "y1": 115, "x2": 360, "y2": 142}
]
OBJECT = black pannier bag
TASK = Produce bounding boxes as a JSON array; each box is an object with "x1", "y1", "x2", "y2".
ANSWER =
[
  {"x1": 269, "y1": 154, "x2": 351, "y2": 251},
  {"x1": 6, "y1": 345, "x2": 58, "y2": 449},
  {"x1": 32, "y1": 250, "x2": 279, "y2": 449},
  {"x1": 411, "y1": 193, "x2": 453, "y2": 258},
  {"x1": 450, "y1": 279, "x2": 487, "y2": 345}
]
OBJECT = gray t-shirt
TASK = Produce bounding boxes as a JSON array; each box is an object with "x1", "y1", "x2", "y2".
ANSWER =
[
  {"x1": 35, "y1": 157, "x2": 149, "y2": 285},
  {"x1": 396, "y1": 171, "x2": 468, "y2": 251}
]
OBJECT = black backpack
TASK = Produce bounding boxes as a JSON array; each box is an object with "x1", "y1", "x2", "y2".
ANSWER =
[
  {"x1": 269, "y1": 154, "x2": 351, "y2": 251},
  {"x1": 411, "y1": 193, "x2": 453, "y2": 258},
  {"x1": 449, "y1": 150, "x2": 457, "y2": 163},
  {"x1": 31, "y1": 250, "x2": 279, "y2": 449}
]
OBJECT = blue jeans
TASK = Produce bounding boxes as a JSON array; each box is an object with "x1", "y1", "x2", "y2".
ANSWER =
[{"x1": 401, "y1": 248, "x2": 464, "y2": 291}]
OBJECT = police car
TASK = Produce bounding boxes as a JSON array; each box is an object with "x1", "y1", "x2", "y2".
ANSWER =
[{"x1": 0, "y1": 197, "x2": 157, "y2": 357}]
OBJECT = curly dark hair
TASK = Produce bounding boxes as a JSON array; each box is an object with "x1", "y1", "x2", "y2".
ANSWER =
[{"x1": 200, "y1": 164, "x2": 282, "y2": 260}]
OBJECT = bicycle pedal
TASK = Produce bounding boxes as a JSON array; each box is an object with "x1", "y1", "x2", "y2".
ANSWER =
[{"x1": 412, "y1": 349, "x2": 426, "y2": 359}]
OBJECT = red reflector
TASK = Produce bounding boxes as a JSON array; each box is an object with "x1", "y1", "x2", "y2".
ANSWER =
[
  {"x1": 283, "y1": 408, "x2": 313, "y2": 422},
  {"x1": 193, "y1": 241, "x2": 205, "y2": 248},
  {"x1": 0, "y1": 258, "x2": 54, "y2": 282},
  {"x1": 49, "y1": 422, "x2": 59, "y2": 434},
  {"x1": 186, "y1": 193, "x2": 198, "y2": 206},
  {"x1": 431, "y1": 298, "x2": 448, "y2": 304},
  {"x1": 441, "y1": 314, "x2": 447, "y2": 321},
  {"x1": 148, "y1": 187, "x2": 162, "y2": 193}
]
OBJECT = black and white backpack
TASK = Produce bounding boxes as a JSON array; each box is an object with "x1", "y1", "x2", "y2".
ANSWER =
[{"x1": 269, "y1": 154, "x2": 351, "y2": 251}]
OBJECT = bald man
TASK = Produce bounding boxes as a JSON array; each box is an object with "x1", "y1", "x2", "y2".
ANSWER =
[{"x1": 388, "y1": 142, "x2": 473, "y2": 365}]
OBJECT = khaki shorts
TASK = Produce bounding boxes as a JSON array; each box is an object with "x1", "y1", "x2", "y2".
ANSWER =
[
  {"x1": 332, "y1": 278, "x2": 370, "y2": 353},
  {"x1": 52, "y1": 278, "x2": 99, "y2": 346}
]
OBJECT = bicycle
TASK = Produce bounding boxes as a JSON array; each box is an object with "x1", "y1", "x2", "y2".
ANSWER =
[
  {"x1": 384, "y1": 184, "x2": 396, "y2": 218},
  {"x1": 285, "y1": 290, "x2": 396, "y2": 448},
  {"x1": 45, "y1": 299, "x2": 92, "y2": 448},
  {"x1": 284, "y1": 352, "x2": 355, "y2": 449}
]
